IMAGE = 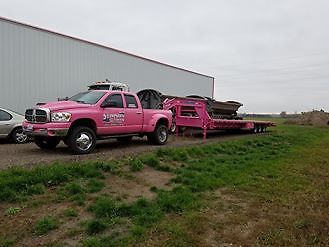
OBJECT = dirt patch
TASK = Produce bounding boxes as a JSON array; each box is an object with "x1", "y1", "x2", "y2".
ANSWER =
[
  {"x1": 285, "y1": 110, "x2": 329, "y2": 127},
  {"x1": 101, "y1": 167, "x2": 174, "y2": 202}
]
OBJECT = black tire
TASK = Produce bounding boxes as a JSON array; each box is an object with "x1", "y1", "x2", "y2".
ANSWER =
[
  {"x1": 67, "y1": 126, "x2": 96, "y2": 154},
  {"x1": 11, "y1": 127, "x2": 28, "y2": 144},
  {"x1": 116, "y1": 136, "x2": 133, "y2": 142},
  {"x1": 169, "y1": 120, "x2": 176, "y2": 133},
  {"x1": 35, "y1": 137, "x2": 60, "y2": 149},
  {"x1": 148, "y1": 124, "x2": 168, "y2": 145},
  {"x1": 169, "y1": 108, "x2": 177, "y2": 133},
  {"x1": 252, "y1": 125, "x2": 258, "y2": 134}
]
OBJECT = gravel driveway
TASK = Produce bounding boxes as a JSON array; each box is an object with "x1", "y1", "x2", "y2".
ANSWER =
[{"x1": 0, "y1": 131, "x2": 258, "y2": 170}]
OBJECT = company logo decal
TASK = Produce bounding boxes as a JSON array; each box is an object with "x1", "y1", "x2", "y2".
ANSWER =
[{"x1": 103, "y1": 113, "x2": 125, "y2": 125}]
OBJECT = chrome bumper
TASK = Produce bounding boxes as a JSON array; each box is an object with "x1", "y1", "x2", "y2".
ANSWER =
[{"x1": 24, "y1": 128, "x2": 69, "y2": 137}]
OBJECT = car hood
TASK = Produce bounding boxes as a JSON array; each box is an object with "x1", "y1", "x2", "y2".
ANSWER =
[{"x1": 37, "y1": 101, "x2": 92, "y2": 112}]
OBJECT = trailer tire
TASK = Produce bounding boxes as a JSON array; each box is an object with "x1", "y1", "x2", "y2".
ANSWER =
[
  {"x1": 148, "y1": 124, "x2": 168, "y2": 145},
  {"x1": 35, "y1": 137, "x2": 60, "y2": 149},
  {"x1": 67, "y1": 126, "x2": 96, "y2": 154},
  {"x1": 253, "y1": 125, "x2": 258, "y2": 134}
]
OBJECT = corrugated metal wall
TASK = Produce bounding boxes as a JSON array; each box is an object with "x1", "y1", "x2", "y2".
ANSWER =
[{"x1": 0, "y1": 18, "x2": 214, "y2": 114}]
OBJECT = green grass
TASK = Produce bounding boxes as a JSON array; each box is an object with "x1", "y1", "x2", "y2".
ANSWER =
[
  {"x1": 127, "y1": 158, "x2": 144, "y2": 172},
  {"x1": 0, "y1": 161, "x2": 114, "y2": 202},
  {"x1": 1, "y1": 123, "x2": 328, "y2": 246},
  {"x1": 6, "y1": 207, "x2": 21, "y2": 216},
  {"x1": 64, "y1": 208, "x2": 78, "y2": 218},
  {"x1": 86, "y1": 179, "x2": 105, "y2": 193},
  {"x1": 0, "y1": 236, "x2": 15, "y2": 247},
  {"x1": 34, "y1": 216, "x2": 59, "y2": 235}
]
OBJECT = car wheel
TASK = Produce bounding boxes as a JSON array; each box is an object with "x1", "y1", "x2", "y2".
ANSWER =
[
  {"x1": 148, "y1": 124, "x2": 168, "y2": 145},
  {"x1": 67, "y1": 126, "x2": 96, "y2": 154},
  {"x1": 35, "y1": 137, "x2": 61, "y2": 149},
  {"x1": 11, "y1": 127, "x2": 28, "y2": 144}
]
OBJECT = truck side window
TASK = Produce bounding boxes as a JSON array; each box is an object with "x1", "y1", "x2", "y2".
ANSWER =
[
  {"x1": 0, "y1": 110, "x2": 12, "y2": 121},
  {"x1": 124, "y1": 95, "x2": 138, "y2": 108},
  {"x1": 104, "y1": 94, "x2": 123, "y2": 108}
]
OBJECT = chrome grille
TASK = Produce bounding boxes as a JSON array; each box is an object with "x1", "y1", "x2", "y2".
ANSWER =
[{"x1": 25, "y1": 108, "x2": 49, "y2": 123}]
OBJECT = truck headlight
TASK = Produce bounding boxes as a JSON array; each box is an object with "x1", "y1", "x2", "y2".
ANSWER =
[{"x1": 51, "y1": 112, "x2": 72, "y2": 122}]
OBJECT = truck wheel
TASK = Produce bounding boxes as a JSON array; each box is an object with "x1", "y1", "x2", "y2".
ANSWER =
[
  {"x1": 169, "y1": 120, "x2": 177, "y2": 133},
  {"x1": 67, "y1": 126, "x2": 96, "y2": 154},
  {"x1": 148, "y1": 124, "x2": 168, "y2": 145},
  {"x1": 35, "y1": 137, "x2": 60, "y2": 149},
  {"x1": 11, "y1": 127, "x2": 28, "y2": 144}
]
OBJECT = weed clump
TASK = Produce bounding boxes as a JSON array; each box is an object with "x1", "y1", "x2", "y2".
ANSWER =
[
  {"x1": 64, "y1": 208, "x2": 78, "y2": 218},
  {"x1": 34, "y1": 216, "x2": 59, "y2": 235},
  {"x1": 127, "y1": 158, "x2": 144, "y2": 172},
  {"x1": 86, "y1": 179, "x2": 105, "y2": 193},
  {"x1": 86, "y1": 219, "x2": 108, "y2": 235},
  {"x1": 89, "y1": 197, "x2": 121, "y2": 219}
]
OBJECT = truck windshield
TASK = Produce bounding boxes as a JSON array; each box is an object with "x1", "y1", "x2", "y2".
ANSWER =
[{"x1": 69, "y1": 91, "x2": 106, "y2": 104}]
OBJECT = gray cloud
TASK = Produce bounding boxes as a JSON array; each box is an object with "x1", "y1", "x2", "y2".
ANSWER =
[{"x1": 1, "y1": 0, "x2": 329, "y2": 112}]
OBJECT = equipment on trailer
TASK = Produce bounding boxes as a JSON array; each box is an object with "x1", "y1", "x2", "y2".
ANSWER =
[{"x1": 136, "y1": 89, "x2": 243, "y2": 120}]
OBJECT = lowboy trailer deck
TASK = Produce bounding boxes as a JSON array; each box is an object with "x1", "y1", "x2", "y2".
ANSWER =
[{"x1": 163, "y1": 97, "x2": 274, "y2": 140}]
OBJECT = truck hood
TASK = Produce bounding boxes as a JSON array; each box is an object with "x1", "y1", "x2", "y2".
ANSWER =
[{"x1": 37, "y1": 101, "x2": 91, "y2": 111}]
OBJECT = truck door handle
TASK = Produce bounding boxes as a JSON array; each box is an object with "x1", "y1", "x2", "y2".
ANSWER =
[
  {"x1": 119, "y1": 112, "x2": 125, "y2": 114},
  {"x1": 136, "y1": 112, "x2": 142, "y2": 114}
]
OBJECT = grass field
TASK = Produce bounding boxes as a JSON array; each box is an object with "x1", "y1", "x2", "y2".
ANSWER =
[{"x1": 0, "y1": 121, "x2": 328, "y2": 246}]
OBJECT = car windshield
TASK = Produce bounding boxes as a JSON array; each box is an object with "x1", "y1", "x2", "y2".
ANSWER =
[{"x1": 69, "y1": 91, "x2": 106, "y2": 104}]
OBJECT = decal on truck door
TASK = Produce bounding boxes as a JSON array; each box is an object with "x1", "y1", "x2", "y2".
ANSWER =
[{"x1": 103, "y1": 113, "x2": 125, "y2": 126}]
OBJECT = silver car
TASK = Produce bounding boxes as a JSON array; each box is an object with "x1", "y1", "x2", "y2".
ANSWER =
[{"x1": 0, "y1": 108, "x2": 28, "y2": 143}]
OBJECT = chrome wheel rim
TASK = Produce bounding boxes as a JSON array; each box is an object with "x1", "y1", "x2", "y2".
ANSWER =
[
  {"x1": 170, "y1": 121, "x2": 176, "y2": 133},
  {"x1": 76, "y1": 132, "x2": 93, "y2": 151},
  {"x1": 15, "y1": 130, "x2": 27, "y2": 143},
  {"x1": 158, "y1": 127, "x2": 167, "y2": 143}
]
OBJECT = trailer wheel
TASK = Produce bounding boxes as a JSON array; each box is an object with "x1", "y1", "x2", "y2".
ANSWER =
[
  {"x1": 67, "y1": 126, "x2": 96, "y2": 154},
  {"x1": 35, "y1": 137, "x2": 60, "y2": 149},
  {"x1": 253, "y1": 125, "x2": 258, "y2": 134},
  {"x1": 169, "y1": 108, "x2": 176, "y2": 133},
  {"x1": 148, "y1": 124, "x2": 168, "y2": 145}
]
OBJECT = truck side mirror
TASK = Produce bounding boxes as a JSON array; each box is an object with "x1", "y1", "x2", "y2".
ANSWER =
[{"x1": 101, "y1": 101, "x2": 117, "y2": 108}]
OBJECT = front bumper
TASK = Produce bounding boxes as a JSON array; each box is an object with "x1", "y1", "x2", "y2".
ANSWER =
[{"x1": 23, "y1": 121, "x2": 70, "y2": 137}]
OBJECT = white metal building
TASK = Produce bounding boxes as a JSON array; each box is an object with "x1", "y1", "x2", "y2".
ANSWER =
[{"x1": 0, "y1": 17, "x2": 214, "y2": 114}]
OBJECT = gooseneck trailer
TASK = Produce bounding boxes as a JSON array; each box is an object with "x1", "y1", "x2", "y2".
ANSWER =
[{"x1": 163, "y1": 96, "x2": 274, "y2": 140}]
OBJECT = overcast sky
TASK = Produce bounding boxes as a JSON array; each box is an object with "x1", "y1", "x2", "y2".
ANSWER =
[{"x1": 1, "y1": 0, "x2": 328, "y2": 113}]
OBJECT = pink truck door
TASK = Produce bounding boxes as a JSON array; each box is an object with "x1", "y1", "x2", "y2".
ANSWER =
[
  {"x1": 123, "y1": 94, "x2": 143, "y2": 133},
  {"x1": 99, "y1": 93, "x2": 126, "y2": 135}
]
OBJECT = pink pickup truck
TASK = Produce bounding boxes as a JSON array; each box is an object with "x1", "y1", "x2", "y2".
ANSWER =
[{"x1": 23, "y1": 90, "x2": 172, "y2": 154}]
